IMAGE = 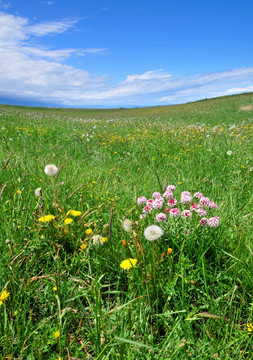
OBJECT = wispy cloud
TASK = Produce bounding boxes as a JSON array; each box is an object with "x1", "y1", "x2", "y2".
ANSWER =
[
  {"x1": 28, "y1": 18, "x2": 79, "y2": 37},
  {"x1": 0, "y1": 1, "x2": 11, "y2": 10}
]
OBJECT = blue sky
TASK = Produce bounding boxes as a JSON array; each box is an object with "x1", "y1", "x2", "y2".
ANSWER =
[{"x1": 0, "y1": 0, "x2": 253, "y2": 107}]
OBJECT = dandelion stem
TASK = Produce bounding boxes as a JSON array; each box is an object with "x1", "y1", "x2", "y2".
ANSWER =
[
  {"x1": 51, "y1": 177, "x2": 65, "y2": 216},
  {"x1": 152, "y1": 241, "x2": 156, "y2": 290}
]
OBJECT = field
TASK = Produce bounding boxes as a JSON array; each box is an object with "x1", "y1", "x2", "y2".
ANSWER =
[{"x1": 0, "y1": 93, "x2": 253, "y2": 359}]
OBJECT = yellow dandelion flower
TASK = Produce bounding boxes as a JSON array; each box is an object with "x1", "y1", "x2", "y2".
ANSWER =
[
  {"x1": 80, "y1": 243, "x2": 87, "y2": 250},
  {"x1": 38, "y1": 215, "x2": 55, "y2": 223},
  {"x1": 54, "y1": 330, "x2": 60, "y2": 339},
  {"x1": 247, "y1": 323, "x2": 253, "y2": 332},
  {"x1": 85, "y1": 229, "x2": 92, "y2": 235},
  {"x1": 120, "y1": 258, "x2": 138, "y2": 270},
  {"x1": 102, "y1": 237, "x2": 108, "y2": 243},
  {"x1": 167, "y1": 248, "x2": 173, "y2": 255},
  {"x1": 0, "y1": 289, "x2": 10, "y2": 303},
  {"x1": 16, "y1": 190, "x2": 21, "y2": 194},
  {"x1": 66, "y1": 210, "x2": 82, "y2": 217},
  {"x1": 53, "y1": 286, "x2": 57, "y2": 291},
  {"x1": 64, "y1": 218, "x2": 73, "y2": 224}
]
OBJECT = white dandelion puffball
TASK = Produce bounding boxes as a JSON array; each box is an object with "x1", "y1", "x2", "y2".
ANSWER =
[
  {"x1": 227, "y1": 151, "x2": 232, "y2": 156},
  {"x1": 92, "y1": 235, "x2": 103, "y2": 246},
  {"x1": 144, "y1": 225, "x2": 164, "y2": 241},
  {"x1": 35, "y1": 187, "x2": 42, "y2": 196},
  {"x1": 44, "y1": 164, "x2": 58, "y2": 176},
  {"x1": 122, "y1": 219, "x2": 133, "y2": 232}
]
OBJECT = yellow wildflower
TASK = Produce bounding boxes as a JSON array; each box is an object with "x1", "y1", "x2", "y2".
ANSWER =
[
  {"x1": 80, "y1": 243, "x2": 87, "y2": 250},
  {"x1": 85, "y1": 229, "x2": 92, "y2": 235},
  {"x1": 167, "y1": 248, "x2": 173, "y2": 255},
  {"x1": 64, "y1": 218, "x2": 73, "y2": 224},
  {"x1": 0, "y1": 289, "x2": 10, "y2": 305},
  {"x1": 54, "y1": 330, "x2": 60, "y2": 339},
  {"x1": 16, "y1": 190, "x2": 21, "y2": 194},
  {"x1": 102, "y1": 237, "x2": 108, "y2": 243},
  {"x1": 247, "y1": 323, "x2": 253, "y2": 332},
  {"x1": 120, "y1": 258, "x2": 138, "y2": 270},
  {"x1": 53, "y1": 286, "x2": 57, "y2": 291},
  {"x1": 38, "y1": 215, "x2": 55, "y2": 223},
  {"x1": 66, "y1": 210, "x2": 82, "y2": 217}
]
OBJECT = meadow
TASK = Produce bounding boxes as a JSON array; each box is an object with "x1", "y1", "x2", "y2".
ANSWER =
[{"x1": 0, "y1": 93, "x2": 252, "y2": 359}]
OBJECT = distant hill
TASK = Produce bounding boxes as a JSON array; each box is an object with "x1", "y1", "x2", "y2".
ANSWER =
[{"x1": 0, "y1": 92, "x2": 253, "y2": 123}]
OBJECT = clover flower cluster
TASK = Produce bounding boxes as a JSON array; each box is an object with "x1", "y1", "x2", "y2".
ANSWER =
[{"x1": 137, "y1": 185, "x2": 219, "y2": 228}]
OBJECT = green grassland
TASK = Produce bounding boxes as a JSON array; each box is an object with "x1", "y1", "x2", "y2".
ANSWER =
[{"x1": 0, "y1": 93, "x2": 253, "y2": 359}]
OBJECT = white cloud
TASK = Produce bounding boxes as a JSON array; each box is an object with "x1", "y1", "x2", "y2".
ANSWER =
[
  {"x1": 0, "y1": 12, "x2": 28, "y2": 43},
  {"x1": 0, "y1": 11, "x2": 252, "y2": 106},
  {"x1": 28, "y1": 18, "x2": 79, "y2": 37}
]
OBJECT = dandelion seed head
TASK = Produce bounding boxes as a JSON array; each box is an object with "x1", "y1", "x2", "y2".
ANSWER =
[
  {"x1": 144, "y1": 225, "x2": 164, "y2": 241},
  {"x1": 227, "y1": 150, "x2": 232, "y2": 156},
  {"x1": 92, "y1": 235, "x2": 104, "y2": 246},
  {"x1": 35, "y1": 187, "x2": 42, "y2": 196},
  {"x1": 44, "y1": 164, "x2": 58, "y2": 176},
  {"x1": 122, "y1": 219, "x2": 133, "y2": 232}
]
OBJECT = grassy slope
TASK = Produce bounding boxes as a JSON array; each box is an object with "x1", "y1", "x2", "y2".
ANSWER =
[
  {"x1": 0, "y1": 93, "x2": 252, "y2": 359},
  {"x1": 1, "y1": 91, "x2": 253, "y2": 123}
]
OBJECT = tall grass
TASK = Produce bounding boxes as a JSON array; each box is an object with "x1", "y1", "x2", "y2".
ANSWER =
[{"x1": 0, "y1": 94, "x2": 252, "y2": 359}]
